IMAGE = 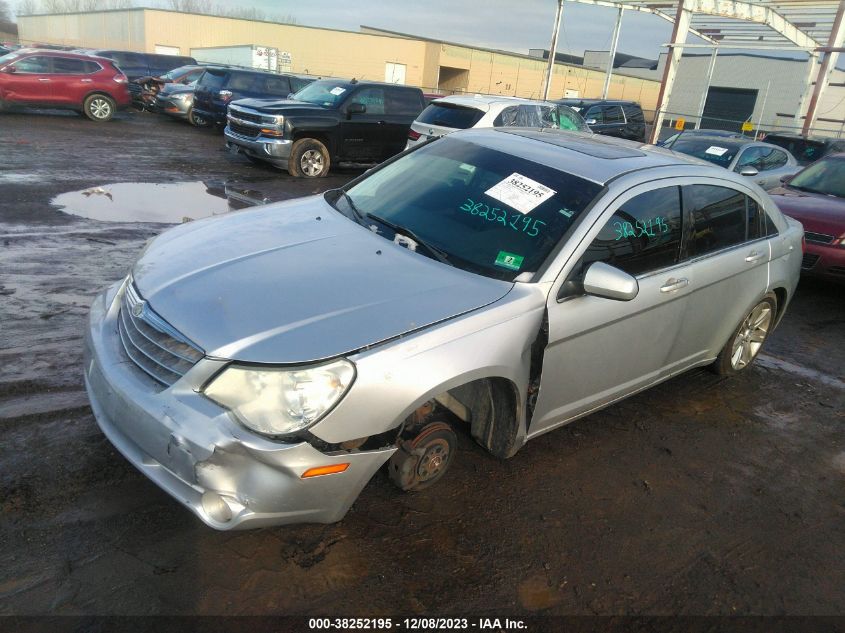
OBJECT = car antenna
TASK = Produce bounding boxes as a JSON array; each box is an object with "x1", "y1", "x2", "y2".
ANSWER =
[{"x1": 350, "y1": 77, "x2": 358, "y2": 84}]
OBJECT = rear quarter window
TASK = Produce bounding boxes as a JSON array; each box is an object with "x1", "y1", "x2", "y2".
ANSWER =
[
  {"x1": 417, "y1": 103, "x2": 485, "y2": 129},
  {"x1": 197, "y1": 70, "x2": 227, "y2": 90}
]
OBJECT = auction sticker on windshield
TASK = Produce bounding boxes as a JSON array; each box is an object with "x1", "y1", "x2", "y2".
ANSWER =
[
  {"x1": 705, "y1": 146, "x2": 729, "y2": 157},
  {"x1": 494, "y1": 251, "x2": 524, "y2": 271},
  {"x1": 330, "y1": 87, "x2": 346, "y2": 96},
  {"x1": 485, "y1": 173, "x2": 556, "y2": 214}
]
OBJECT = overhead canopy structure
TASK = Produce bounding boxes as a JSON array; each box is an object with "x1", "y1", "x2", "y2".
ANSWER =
[{"x1": 550, "y1": 0, "x2": 845, "y2": 141}]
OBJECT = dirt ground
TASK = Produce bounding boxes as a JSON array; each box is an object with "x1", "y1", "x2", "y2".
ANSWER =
[{"x1": 1, "y1": 109, "x2": 843, "y2": 618}]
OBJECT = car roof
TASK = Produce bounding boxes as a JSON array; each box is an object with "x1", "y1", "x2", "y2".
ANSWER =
[
  {"x1": 765, "y1": 133, "x2": 845, "y2": 144},
  {"x1": 309, "y1": 78, "x2": 422, "y2": 90},
  {"x1": 8, "y1": 48, "x2": 116, "y2": 64},
  {"x1": 203, "y1": 66, "x2": 313, "y2": 79},
  {"x1": 430, "y1": 94, "x2": 559, "y2": 112},
  {"x1": 556, "y1": 98, "x2": 639, "y2": 106},
  {"x1": 450, "y1": 127, "x2": 729, "y2": 185}
]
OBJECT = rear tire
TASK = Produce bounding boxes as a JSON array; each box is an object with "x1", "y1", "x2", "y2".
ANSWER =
[
  {"x1": 288, "y1": 137, "x2": 330, "y2": 178},
  {"x1": 83, "y1": 94, "x2": 115, "y2": 122},
  {"x1": 712, "y1": 296, "x2": 776, "y2": 376}
]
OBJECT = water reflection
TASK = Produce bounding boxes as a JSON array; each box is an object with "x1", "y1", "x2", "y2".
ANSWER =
[{"x1": 51, "y1": 180, "x2": 271, "y2": 224}]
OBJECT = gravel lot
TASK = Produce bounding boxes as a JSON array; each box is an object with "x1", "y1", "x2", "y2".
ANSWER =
[{"x1": 1, "y1": 109, "x2": 843, "y2": 618}]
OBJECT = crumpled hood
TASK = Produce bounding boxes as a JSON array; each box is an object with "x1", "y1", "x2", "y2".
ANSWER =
[{"x1": 132, "y1": 195, "x2": 513, "y2": 364}]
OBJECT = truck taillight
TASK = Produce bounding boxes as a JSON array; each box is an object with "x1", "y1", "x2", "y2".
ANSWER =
[
  {"x1": 407, "y1": 129, "x2": 421, "y2": 141},
  {"x1": 113, "y1": 74, "x2": 127, "y2": 84},
  {"x1": 219, "y1": 90, "x2": 233, "y2": 102}
]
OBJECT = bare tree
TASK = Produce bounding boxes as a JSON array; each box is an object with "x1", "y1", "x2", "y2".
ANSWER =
[{"x1": 16, "y1": 0, "x2": 37, "y2": 15}]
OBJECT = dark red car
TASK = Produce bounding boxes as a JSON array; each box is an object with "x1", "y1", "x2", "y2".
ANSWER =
[
  {"x1": 768, "y1": 153, "x2": 845, "y2": 281},
  {"x1": 0, "y1": 48, "x2": 130, "y2": 121}
]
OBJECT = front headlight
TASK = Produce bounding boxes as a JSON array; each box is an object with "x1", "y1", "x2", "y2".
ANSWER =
[
  {"x1": 204, "y1": 359, "x2": 355, "y2": 436},
  {"x1": 174, "y1": 93, "x2": 192, "y2": 102}
]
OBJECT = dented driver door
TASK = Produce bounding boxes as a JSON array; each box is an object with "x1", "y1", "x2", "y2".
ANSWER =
[{"x1": 528, "y1": 183, "x2": 693, "y2": 437}]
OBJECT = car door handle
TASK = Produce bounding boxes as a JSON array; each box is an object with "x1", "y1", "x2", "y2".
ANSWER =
[
  {"x1": 377, "y1": 120, "x2": 386, "y2": 125},
  {"x1": 660, "y1": 277, "x2": 689, "y2": 293},
  {"x1": 81, "y1": 78, "x2": 93, "y2": 83},
  {"x1": 38, "y1": 78, "x2": 50, "y2": 82},
  {"x1": 745, "y1": 251, "x2": 766, "y2": 263}
]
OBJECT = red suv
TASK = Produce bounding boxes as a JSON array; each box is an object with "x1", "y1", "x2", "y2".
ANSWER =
[{"x1": 0, "y1": 49, "x2": 131, "y2": 121}]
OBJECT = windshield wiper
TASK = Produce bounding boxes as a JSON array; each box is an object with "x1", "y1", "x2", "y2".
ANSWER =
[
  {"x1": 366, "y1": 213, "x2": 453, "y2": 267},
  {"x1": 327, "y1": 189, "x2": 366, "y2": 224}
]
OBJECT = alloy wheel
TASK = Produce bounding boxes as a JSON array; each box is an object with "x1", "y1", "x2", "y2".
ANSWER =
[
  {"x1": 300, "y1": 149, "x2": 324, "y2": 177},
  {"x1": 730, "y1": 302, "x2": 773, "y2": 370},
  {"x1": 90, "y1": 98, "x2": 112, "y2": 119}
]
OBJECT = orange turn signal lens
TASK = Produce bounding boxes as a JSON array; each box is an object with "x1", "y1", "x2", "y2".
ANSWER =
[
  {"x1": 301, "y1": 463, "x2": 350, "y2": 478},
  {"x1": 260, "y1": 128, "x2": 283, "y2": 137}
]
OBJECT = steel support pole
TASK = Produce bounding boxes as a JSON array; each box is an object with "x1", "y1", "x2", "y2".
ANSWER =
[
  {"x1": 543, "y1": 0, "x2": 565, "y2": 101},
  {"x1": 694, "y1": 46, "x2": 718, "y2": 130},
  {"x1": 803, "y1": 0, "x2": 845, "y2": 136},
  {"x1": 795, "y1": 53, "x2": 820, "y2": 128},
  {"x1": 650, "y1": 0, "x2": 692, "y2": 144},
  {"x1": 601, "y1": 7, "x2": 624, "y2": 99}
]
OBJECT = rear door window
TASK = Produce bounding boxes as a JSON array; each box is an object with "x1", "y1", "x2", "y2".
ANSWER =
[
  {"x1": 601, "y1": 105, "x2": 625, "y2": 124},
  {"x1": 684, "y1": 185, "x2": 747, "y2": 256},
  {"x1": 385, "y1": 87, "x2": 423, "y2": 115},
  {"x1": 258, "y1": 74, "x2": 291, "y2": 96},
  {"x1": 52, "y1": 57, "x2": 94, "y2": 74},
  {"x1": 581, "y1": 186, "x2": 683, "y2": 276},
  {"x1": 418, "y1": 103, "x2": 485, "y2": 129}
]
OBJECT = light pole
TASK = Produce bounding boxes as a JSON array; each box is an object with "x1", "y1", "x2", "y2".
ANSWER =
[{"x1": 543, "y1": 0, "x2": 565, "y2": 101}]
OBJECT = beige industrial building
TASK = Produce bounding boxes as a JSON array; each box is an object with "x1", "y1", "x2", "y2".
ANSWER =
[{"x1": 17, "y1": 7, "x2": 661, "y2": 110}]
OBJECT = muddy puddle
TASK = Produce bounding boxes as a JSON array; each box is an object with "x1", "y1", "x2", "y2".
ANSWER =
[{"x1": 50, "y1": 181, "x2": 271, "y2": 224}]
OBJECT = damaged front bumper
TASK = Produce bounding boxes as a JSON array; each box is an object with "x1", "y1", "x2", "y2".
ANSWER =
[{"x1": 83, "y1": 281, "x2": 394, "y2": 530}]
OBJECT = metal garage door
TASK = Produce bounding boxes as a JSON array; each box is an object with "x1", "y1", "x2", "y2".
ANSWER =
[{"x1": 701, "y1": 87, "x2": 758, "y2": 132}]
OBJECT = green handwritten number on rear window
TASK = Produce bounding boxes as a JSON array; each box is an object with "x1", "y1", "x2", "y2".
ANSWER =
[
  {"x1": 458, "y1": 198, "x2": 545, "y2": 238},
  {"x1": 613, "y1": 216, "x2": 670, "y2": 241}
]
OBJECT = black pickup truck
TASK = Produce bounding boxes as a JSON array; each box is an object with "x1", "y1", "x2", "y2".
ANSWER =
[{"x1": 224, "y1": 79, "x2": 425, "y2": 177}]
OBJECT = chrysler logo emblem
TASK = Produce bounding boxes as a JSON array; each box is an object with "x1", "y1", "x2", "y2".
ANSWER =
[{"x1": 131, "y1": 301, "x2": 145, "y2": 318}]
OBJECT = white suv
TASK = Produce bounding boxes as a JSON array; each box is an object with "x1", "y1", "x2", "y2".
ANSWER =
[{"x1": 406, "y1": 94, "x2": 588, "y2": 149}]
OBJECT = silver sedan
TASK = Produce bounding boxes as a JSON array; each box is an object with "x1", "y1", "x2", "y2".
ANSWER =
[
  {"x1": 664, "y1": 133, "x2": 801, "y2": 190},
  {"x1": 84, "y1": 128, "x2": 803, "y2": 529}
]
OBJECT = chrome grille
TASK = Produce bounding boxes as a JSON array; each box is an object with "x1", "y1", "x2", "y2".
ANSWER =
[
  {"x1": 117, "y1": 283, "x2": 204, "y2": 388},
  {"x1": 228, "y1": 122, "x2": 259, "y2": 138},
  {"x1": 804, "y1": 231, "x2": 835, "y2": 245},
  {"x1": 229, "y1": 107, "x2": 265, "y2": 124}
]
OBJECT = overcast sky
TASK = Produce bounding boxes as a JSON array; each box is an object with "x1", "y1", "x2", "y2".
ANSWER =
[{"x1": 238, "y1": 0, "x2": 705, "y2": 61}]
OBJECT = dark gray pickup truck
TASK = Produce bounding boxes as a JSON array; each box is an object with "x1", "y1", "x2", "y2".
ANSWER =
[{"x1": 224, "y1": 78, "x2": 425, "y2": 177}]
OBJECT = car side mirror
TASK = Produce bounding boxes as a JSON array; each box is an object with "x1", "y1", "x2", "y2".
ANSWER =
[
  {"x1": 586, "y1": 118, "x2": 597, "y2": 125},
  {"x1": 780, "y1": 173, "x2": 794, "y2": 184},
  {"x1": 739, "y1": 166, "x2": 759, "y2": 177},
  {"x1": 583, "y1": 262, "x2": 639, "y2": 301},
  {"x1": 3, "y1": 65, "x2": 16, "y2": 73},
  {"x1": 347, "y1": 102, "x2": 366, "y2": 116}
]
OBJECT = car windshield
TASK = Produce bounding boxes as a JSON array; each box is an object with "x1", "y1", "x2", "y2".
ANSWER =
[
  {"x1": 292, "y1": 80, "x2": 349, "y2": 107},
  {"x1": 788, "y1": 156, "x2": 845, "y2": 198},
  {"x1": 331, "y1": 136, "x2": 603, "y2": 281},
  {"x1": 0, "y1": 51, "x2": 21, "y2": 66},
  {"x1": 160, "y1": 66, "x2": 192, "y2": 80},
  {"x1": 670, "y1": 138, "x2": 740, "y2": 168}
]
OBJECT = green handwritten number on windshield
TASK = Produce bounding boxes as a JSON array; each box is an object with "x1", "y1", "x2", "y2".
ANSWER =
[
  {"x1": 613, "y1": 216, "x2": 670, "y2": 240},
  {"x1": 458, "y1": 198, "x2": 545, "y2": 238}
]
